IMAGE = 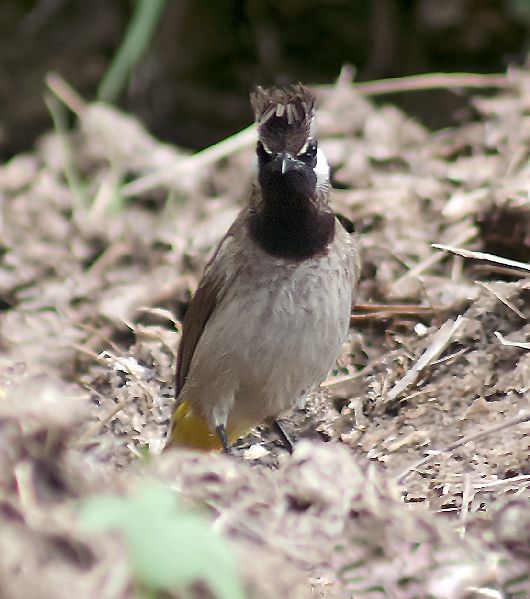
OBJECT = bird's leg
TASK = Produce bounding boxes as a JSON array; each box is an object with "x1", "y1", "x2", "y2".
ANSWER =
[
  {"x1": 215, "y1": 424, "x2": 231, "y2": 454},
  {"x1": 273, "y1": 419, "x2": 294, "y2": 454}
]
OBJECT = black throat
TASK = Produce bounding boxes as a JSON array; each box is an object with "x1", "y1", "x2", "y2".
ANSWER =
[{"x1": 249, "y1": 168, "x2": 335, "y2": 260}]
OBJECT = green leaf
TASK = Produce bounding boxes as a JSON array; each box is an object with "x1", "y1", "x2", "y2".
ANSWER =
[{"x1": 80, "y1": 483, "x2": 245, "y2": 599}]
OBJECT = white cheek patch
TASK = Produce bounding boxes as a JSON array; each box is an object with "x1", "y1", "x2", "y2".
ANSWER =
[
  {"x1": 314, "y1": 147, "x2": 330, "y2": 189},
  {"x1": 253, "y1": 140, "x2": 273, "y2": 172}
]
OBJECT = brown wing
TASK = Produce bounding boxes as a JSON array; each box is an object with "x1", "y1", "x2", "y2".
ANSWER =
[{"x1": 175, "y1": 211, "x2": 246, "y2": 398}]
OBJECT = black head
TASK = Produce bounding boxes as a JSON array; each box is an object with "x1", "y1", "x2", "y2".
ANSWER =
[
  {"x1": 256, "y1": 138, "x2": 318, "y2": 200},
  {"x1": 248, "y1": 85, "x2": 334, "y2": 260},
  {"x1": 251, "y1": 84, "x2": 322, "y2": 201},
  {"x1": 251, "y1": 84, "x2": 315, "y2": 155}
]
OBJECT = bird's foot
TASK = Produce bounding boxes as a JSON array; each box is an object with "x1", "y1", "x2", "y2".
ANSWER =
[
  {"x1": 272, "y1": 419, "x2": 295, "y2": 454},
  {"x1": 215, "y1": 424, "x2": 231, "y2": 454}
]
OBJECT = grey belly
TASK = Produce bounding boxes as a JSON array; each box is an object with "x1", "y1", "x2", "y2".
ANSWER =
[{"x1": 187, "y1": 263, "x2": 352, "y2": 428}]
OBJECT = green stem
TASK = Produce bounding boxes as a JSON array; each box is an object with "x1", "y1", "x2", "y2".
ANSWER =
[
  {"x1": 98, "y1": 0, "x2": 167, "y2": 104},
  {"x1": 45, "y1": 93, "x2": 88, "y2": 209}
]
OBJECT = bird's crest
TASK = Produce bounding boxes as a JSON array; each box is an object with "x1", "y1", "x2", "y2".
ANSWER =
[{"x1": 251, "y1": 84, "x2": 315, "y2": 155}]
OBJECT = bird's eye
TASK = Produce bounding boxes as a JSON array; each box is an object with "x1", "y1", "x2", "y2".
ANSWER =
[
  {"x1": 256, "y1": 141, "x2": 272, "y2": 165},
  {"x1": 298, "y1": 140, "x2": 318, "y2": 167}
]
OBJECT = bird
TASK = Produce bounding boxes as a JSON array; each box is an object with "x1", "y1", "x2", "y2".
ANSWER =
[{"x1": 166, "y1": 84, "x2": 360, "y2": 452}]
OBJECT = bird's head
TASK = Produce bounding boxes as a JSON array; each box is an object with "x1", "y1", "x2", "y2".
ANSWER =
[{"x1": 250, "y1": 85, "x2": 330, "y2": 199}]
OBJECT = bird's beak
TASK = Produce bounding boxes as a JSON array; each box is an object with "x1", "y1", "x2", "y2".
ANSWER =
[{"x1": 280, "y1": 151, "x2": 296, "y2": 174}]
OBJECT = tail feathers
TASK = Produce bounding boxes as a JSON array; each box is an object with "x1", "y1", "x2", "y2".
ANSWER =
[
  {"x1": 250, "y1": 84, "x2": 315, "y2": 156},
  {"x1": 167, "y1": 401, "x2": 251, "y2": 451}
]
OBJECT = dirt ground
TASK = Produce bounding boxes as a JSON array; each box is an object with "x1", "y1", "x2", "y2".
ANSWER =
[{"x1": 1, "y1": 69, "x2": 530, "y2": 598}]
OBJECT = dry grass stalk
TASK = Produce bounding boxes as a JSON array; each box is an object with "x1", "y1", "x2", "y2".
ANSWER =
[
  {"x1": 347, "y1": 71, "x2": 510, "y2": 96},
  {"x1": 392, "y1": 229, "x2": 477, "y2": 289},
  {"x1": 384, "y1": 316, "x2": 464, "y2": 403},
  {"x1": 351, "y1": 303, "x2": 438, "y2": 321},
  {"x1": 434, "y1": 244, "x2": 530, "y2": 273},
  {"x1": 477, "y1": 281, "x2": 526, "y2": 319},
  {"x1": 494, "y1": 331, "x2": 530, "y2": 350},
  {"x1": 46, "y1": 72, "x2": 86, "y2": 116}
]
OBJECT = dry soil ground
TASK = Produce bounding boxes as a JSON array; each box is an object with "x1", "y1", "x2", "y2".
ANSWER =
[{"x1": 1, "y1": 70, "x2": 530, "y2": 598}]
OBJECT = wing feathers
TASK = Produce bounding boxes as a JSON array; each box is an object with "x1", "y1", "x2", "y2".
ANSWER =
[
  {"x1": 175, "y1": 278, "x2": 220, "y2": 397},
  {"x1": 174, "y1": 212, "x2": 246, "y2": 398}
]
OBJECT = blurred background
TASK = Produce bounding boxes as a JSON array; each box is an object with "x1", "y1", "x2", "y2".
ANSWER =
[{"x1": 2, "y1": 0, "x2": 530, "y2": 160}]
